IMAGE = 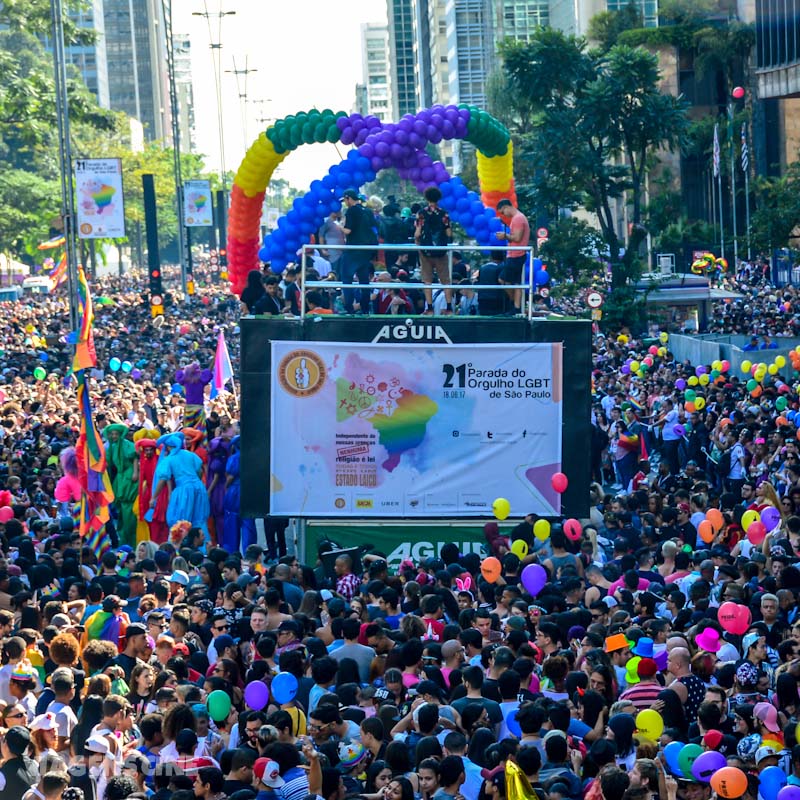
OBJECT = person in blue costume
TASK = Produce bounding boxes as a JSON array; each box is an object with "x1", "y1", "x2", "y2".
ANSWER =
[
  {"x1": 149, "y1": 432, "x2": 209, "y2": 533},
  {"x1": 222, "y1": 436, "x2": 256, "y2": 554}
]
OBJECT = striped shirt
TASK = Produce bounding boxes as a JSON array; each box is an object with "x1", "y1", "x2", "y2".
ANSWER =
[{"x1": 619, "y1": 680, "x2": 663, "y2": 712}]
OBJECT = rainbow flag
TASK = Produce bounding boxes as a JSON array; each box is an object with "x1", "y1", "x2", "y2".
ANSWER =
[
  {"x1": 69, "y1": 266, "x2": 96, "y2": 373},
  {"x1": 210, "y1": 329, "x2": 234, "y2": 398},
  {"x1": 48, "y1": 254, "x2": 68, "y2": 288},
  {"x1": 37, "y1": 234, "x2": 66, "y2": 250}
]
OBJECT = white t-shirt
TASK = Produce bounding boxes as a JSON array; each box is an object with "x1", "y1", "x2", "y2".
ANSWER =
[
  {"x1": 47, "y1": 700, "x2": 78, "y2": 747},
  {"x1": 661, "y1": 409, "x2": 680, "y2": 441},
  {"x1": 729, "y1": 443, "x2": 746, "y2": 479}
]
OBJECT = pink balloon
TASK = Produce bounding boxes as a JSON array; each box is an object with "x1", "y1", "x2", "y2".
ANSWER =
[
  {"x1": 732, "y1": 86, "x2": 745, "y2": 99},
  {"x1": 551, "y1": 472, "x2": 568, "y2": 494},
  {"x1": 564, "y1": 518, "x2": 582, "y2": 541},
  {"x1": 747, "y1": 521, "x2": 767, "y2": 545},
  {"x1": 0, "y1": 507, "x2": 13, "y2": 523},
  {"x1": 718, "y1": 601, "x2": 751, "y2": 635}
]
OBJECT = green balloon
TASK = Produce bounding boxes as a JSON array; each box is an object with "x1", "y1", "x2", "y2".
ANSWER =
[
  {"x1": 33, "y1": 367, "x2": 46, "y2": 380},
  {"x1": 684, "y1": 389, "x2": 696, "y2": 402},
  {"x1": 710, "y1": 369, "x2": 720, "y2": 380},
  {"x1": 677, "y1": 743, "x2": 704, "y2": 778},
  {"x1": 746, "y1": 379, "x2": 758, "y2": 392},
  {"x1": 207, "y1": 689, "x2": 231, "y2": 722},
  {"x1": 777, "y1": 396, "x2": 788, "y2": 411},
  {"x1": 326, "y1": 124, "x2": 340, "y2": 143}
]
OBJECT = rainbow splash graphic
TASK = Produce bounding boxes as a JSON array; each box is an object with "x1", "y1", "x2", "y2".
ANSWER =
[
  {"x1": 92, "y1": 184, "x2": 115, "y2": 212},
  {"x1": 371, "y1": 389, "x2": 438, "y2": 472},
  {"x1": 194, "y1": 194, "x2": 207, "y2": 209}
]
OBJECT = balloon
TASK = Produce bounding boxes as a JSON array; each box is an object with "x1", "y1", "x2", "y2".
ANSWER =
[
  {"x1": 33, "y1": 367, "x2": 46, "y2": 380},
  {"x1": 244, "y1": 680, "x2": 270, "y2": 710},
  {"x1": 687, "y1": 375, "x2": 698, "y2": 386},
  {"x1": 684, "y1": 389, "x2": 696, "y2": 401},
  {"x1": 207, "y1": 689, "x2": 231, "y2": 721},
  {"x1": 698, "y1": 519, "x2": 714, "y2": 544},
  {"x1": 760, "y1": 766, "x2": 788, "y2": 800},
  {"x1": 718, "y1": 601, "x2": 751, "y2": 635},
  {"x1": 564, "y1": 518, "x2": 582, "y2": 541},
  {"x1": 109, "y1": 357, "x2": 121, "y2": 371},
  {"x1": 131, "y1": 369, "x2": 142, "y2": 380},
  {"x1": 492, "y1": 497, "x2": 510, "y2": 521},
  {"x1": 777, "y1": 396, "x2": 788, "y2": 411},
  {"x1": 675, "y1": 379, "x2": 686, "y2": 390},
  {"x1": 706, "y1": 508, "x2": 724, "y2": 532},
  {"x1": 481, "y1": 557, "x2": 502, "y2": 583},
  {"x1": 533, "y1": 519, "x2": 550, "y2": 541},
  {"x1": 551, "y1": 472, "x2": 568, "y2": 494},
  {"x1": 691, "y1": 750, "x2": 727, "y2": 782},
  {"x1": 663, "y1": 741, "x2": 684, "y2": 776},
  {"x1": 677, "y1": 743, "x2": 703, "y2": 778},
  {"x1": 121, "y1": 361, "x2": 132, "y2": 373},
  {"x1": 695, "y1": 396, "x2": 706, "y2": 410},
  {"x1": 510, "y1": 539, "x2": 528, "y2": 559},
  {"x1": 747, "y1": 520, "x2": 767, "y2": 545},
  {"x1": 746, "y1": 378, "x2": 757, "y2": 392},
  {"x1": 271, "y1": 671, "x2": 299, "y2": 705},
  {"x1": 778, "y1": 788, "x2": 800, "y2": 800},
  {"x1": 761, "y1": 506, "x2": 781, "y2": 532},
  {"x1": 741, "y1": 360, "x2": 752, "y2": 373},
  {"x1": 710, "y1": 767, "x2": 748, "y2": 799},
  {"x1": 39, "y1": 352, "x2": 48, "y2": 362},
  {"x1": 505, "y1": 709, "x2": 521, "y2": 737},
  {"x1": 635, "y1": 709, "x2": 664, "y2": 741},
  {"x1": 521, "y1": 563, "x2": 547, "y2": 596},
  {"x1": 732, "y1": 86, "x2": 745, "y2": 99},
  {"x1": 673, "y1": 424, "x2": 685, "y2": 437},
  {"x1": 0, "y1": 507, "x2": 13, "y2": 523},
  {"x1": 741, "y1": 509, "x2": 760, "y2": 530},
  {"x1": 776, "y1": 355, "x2": 787, "y2": 368},
  {"x1": 630, "y1": 360, "x2": 640, "y2": 372}
]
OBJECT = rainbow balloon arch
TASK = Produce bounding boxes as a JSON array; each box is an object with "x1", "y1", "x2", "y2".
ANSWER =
[{"x1": 226, "y1": 104, "x2": 518, "y2": 293}]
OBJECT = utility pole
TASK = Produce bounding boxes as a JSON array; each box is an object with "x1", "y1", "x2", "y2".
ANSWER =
[
  {"x1": 192, "y1": 8, "x2": 236, "y2": 190},
  {"x1": 225, "y1": 56, "x2": 258, "y2": 149},
  {"x1": 162, "y1": 0, "x2": 187, "y2": 294},
  {"x1": 50, "y1": 0, "x2": 80, "y2": 331}
]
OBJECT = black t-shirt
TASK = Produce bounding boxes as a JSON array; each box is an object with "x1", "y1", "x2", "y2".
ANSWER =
[
  {"x1": 112, "y1": 652, "x2": 138, "y2": 683},
  {"x1": 284, "y1": 282, "x2": 301, "y2": 316},
  {"x1": 344, "y1": 205, "x2": 378, "y2": 246}
]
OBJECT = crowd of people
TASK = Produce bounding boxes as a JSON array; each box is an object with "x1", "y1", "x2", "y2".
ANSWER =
[{"x1": 0, "y1": 239, "x2": 799, "y2": 800}]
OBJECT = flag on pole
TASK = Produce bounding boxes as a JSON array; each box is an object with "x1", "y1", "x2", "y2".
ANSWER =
[
  {"x1": 48, "y1": 254, "x2": 68, "y2": 288},
  {"x1": 69, "y1": 266, "x2": 97, "y2": 373},
  {"x1": 210, "y1": 330, "x2": 234, "y2": 398},
  {"x1": 713, "y1": 124, "x2": 720, "y2": 177},
  {"x1": 37, "y1": 234, "x2": 66, "y2": 250},
  {"x1": 741, "y1": 123, "x2": 749, "y2": 173}
]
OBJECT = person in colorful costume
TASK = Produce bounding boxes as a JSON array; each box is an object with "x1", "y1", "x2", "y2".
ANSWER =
[
  {"x1": 150, "y1": 432, "x2": 209, "y2": 533},
  {"x1": 182, "y1": 427, "x2": 208, "y2": 475},
  {"x1": 222, "y1": 436, "x2": 255, "y2": 554},
  {"x1": 206, "y1": 436, "x2": 231, "y2": 544},
  {"x1": 54, "y1": 447, "x2": 81, "y2": 522},
  {"x1": 133, "y1": 428, "x2": 169, "y2": 544},
  {"x1": 104, "y1": 423, "x2": 139, "y2": 548},
  {"x1": 175, "y1": 363, "x2": 212, "y2": 443}
]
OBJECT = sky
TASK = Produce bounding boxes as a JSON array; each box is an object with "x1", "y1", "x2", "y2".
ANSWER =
[{"x1": 175, "y1": 1, "x2": 387, "y2": 191}]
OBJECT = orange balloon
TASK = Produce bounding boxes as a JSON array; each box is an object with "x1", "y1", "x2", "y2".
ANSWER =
[
  {"x1": 698, "y1": 519, "x2": 714, "y2": 543},
  {"x1": 710, "y1": 767, "x2": 748, "y2": 799},
  {"x1": 777, "y1": 416, "x2": 789, "y2": 427},
  {"x1": 706, "y1": 508, "x2": 724, "y2": 532},
  {"x1": 684, "y1": 401, "x2": 695, "y2": 413},
  {"x1": 480, "y1": 557, "x2": 502, "y2": 584},
  {"x1": 719, "y1": 418, "x2": 732, "y2": 427},
  {"x1": 751, "y1": 385, "x2": 763, "y2": 398}
]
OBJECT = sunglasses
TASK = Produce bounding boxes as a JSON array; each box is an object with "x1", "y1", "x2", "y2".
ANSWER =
[{"x1": 214, "y1": 625, "x2": 229, "y2": 631}]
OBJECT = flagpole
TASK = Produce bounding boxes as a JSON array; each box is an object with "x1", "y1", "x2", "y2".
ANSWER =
[
  {"x1": 714, "y1": 123, "x2": 724, "y2": 259},
  {"x1": 728, "y1": 103, "x2": 738, "y2": 265},
  {"x1": 710, "y1": 167, "x2": 716, "y2": 245},
  {"x1": 743, "y1": 122, "x2": 751, "y2": 260}
]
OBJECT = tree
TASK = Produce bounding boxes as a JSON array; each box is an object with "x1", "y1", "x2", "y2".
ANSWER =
[
  {"x1": 750, "y1": 165, "x2": 800, "y2": 254},
  {"x1": 587, "y1": 2, "x2": 643, "y2": 51},
  {"x1": 501, "y1": 32, "x2": 689, "y2": 287},
  {"x1": 539, "y1": 217, "x2": 604, "y2": 281}
]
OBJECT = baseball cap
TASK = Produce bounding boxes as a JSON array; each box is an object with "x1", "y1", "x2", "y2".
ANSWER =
[
  {"x1": 754, "y1": 702, "x2": 781, "y2": 732},
  {"x1": 237, "y1": 573, "x2": 259, "y2": 588},
  {"x1": 31, "y1": 712, "x2": 58, "y2": 732},
  {"x1": 742, "y1": 632, "x2": 761, "y2": 652},
  {"x1": 50, "y1": 613, "x2": 72, "y2": 629},
  {"x1": 278, "y1": 620, "x2": 301, "y2": 635},
  {"x1": 338, "y1": 741, "x2": 367, "y2": 770},
  {"x1": 678, "y1": 502, "x2": 690, "y2": 513},
  {"x1": 755, "y1": 745, "x2": 780, "y2": 765},
  {"x1": 126, "y1": 623, "x2": 148, "y2": 638},
  {"x1": 175, "y1": 728, "x2": 198, "y2": 753},
  {"x1": 703, "y1": 730, "x2": 723, "y2": 751},
  {"x1": 102, "y1": 595, "x2": 127, "y2": 612},
  {"x1": 193, "y1": 599, "x2": 214, "y2": 615},
  {"x1": 338, "y1": 188, "x2": 359, "y2": 202},
  {"x1": 213, "y1": 634, "x2": 235, "y2": 651},
  {"x1": 320, "y1": 589, "x2": 333, "y2": 601},
  {"x1": 168, "y1": 570, "x2": 189, "y2": 586},
  {"x1": 254, "y1": 758, "x2": 284, "y2": 788},
  {"x1": 5, "y1": 726, "x2": 31, "y2": 755}
]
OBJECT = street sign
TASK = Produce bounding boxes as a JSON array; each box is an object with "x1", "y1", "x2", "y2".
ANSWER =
[
  {"x1": 536, "y1": 227, "x2": 549, "y2": 239},
  {"x1": 537, "y1": 237, "x2": 548, "y2": 250},
  {"x1": 539, "y1": 287, "x2": 550, "y2": 298},
  {"x1": 587, "y1": 291, "x2": 604, "y2": 308},
  {"x1": 209, "y1": 256, "x2": 219, "y2": 266}
]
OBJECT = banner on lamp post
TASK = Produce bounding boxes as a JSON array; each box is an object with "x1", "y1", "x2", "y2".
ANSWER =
[
  {"x1": 183, "y1": 180, "x2": 213, "y2": 227},
  {"x1": 75, "y1": 158, "x2": 125, "y2": 239}
]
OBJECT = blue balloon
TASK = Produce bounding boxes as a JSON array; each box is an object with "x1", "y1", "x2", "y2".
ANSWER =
[
  {"x1": 760, "y1": 766, "x2": 787, "y2": 800},
  {"x1": 121, "y1": 361, "x2": 132, "y2": 373},
  {"x1": 534, "y1": 270, "x2": 550, "y2": 286},
  {"x1": 271, "y1": 671, "x2": 299, "y2": 705},
  {"x1": 109, "y1": 357, "x2": 121, "y2": 372},
  {"x1": 258, "y1": 247, "x2": 269, "y2": 262},
  {"x1": 39, "y1": 352, "x2": 49, "y2": 362},
  {"x1": 171, "y1": 383, "x2": 184, "y2": 395},
  {"x1": 663, "y1": 741, "x2": 684, "y2": 777},
  {"x1": 533, "y1": 258, "x2": 543, "y2": 270},
  {"x1": 505, "y1": 710, "x2": 521, "y2": 737},
  {"x1": 440, "y1": 181, "x2": 453, "y2": 196}
]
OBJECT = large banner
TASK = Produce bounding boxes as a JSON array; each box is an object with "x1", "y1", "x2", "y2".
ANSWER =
[
  {"x1": 75, "y1": 158, "x2": 125, "y2": 239},
  {"x1": 183, "y1": 180, "x2": 213, "y2": 227},
  {"x1": 269, "y1": 341, "x2": 563, "y2": 517}
]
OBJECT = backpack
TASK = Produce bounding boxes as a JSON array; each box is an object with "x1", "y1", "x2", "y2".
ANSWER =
[
  {"x1": 418, "y1": 207, "x2": 451, "y2": 255},
  {"x1": 716, "y1": 448, "x2": 731, "y2": 476}
]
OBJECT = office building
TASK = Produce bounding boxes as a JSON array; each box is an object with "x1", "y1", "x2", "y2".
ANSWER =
[
  {"x1": 104, "y1": 0, "x2": 171, "y2": 141},
  {"x1": 550, "y1": 0, "x2": 657, "y2": 37},
  {"x1": 360, "y1": 23, "x2": 392, "y2": 121},
  {"x1": 388, "y1": 0, "x2": 420, "y2": 117},
  {"x1": 497, "y1": 0, "x2": 549, "y2": 40},
  {"x1": 173, "y1": 33, "x2": 196, "y2": 153},
  {"x1": 66, "y1": 0, "x2": 110, "y2": 108}
]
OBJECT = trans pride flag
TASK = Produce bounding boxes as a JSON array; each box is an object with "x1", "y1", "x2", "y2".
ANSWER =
[{"x1": 210, "y1": 330, "x2": 234, "y2": 399}]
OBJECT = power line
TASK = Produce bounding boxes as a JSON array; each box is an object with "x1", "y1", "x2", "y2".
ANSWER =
[{"x1": 225, "y1": 56, "x2": 258, "y2": 149}]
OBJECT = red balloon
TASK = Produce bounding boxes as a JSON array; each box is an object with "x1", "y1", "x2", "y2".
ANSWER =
[
  {"x1": 551, "y1": 472, "x2": 568, "y2": 494},
  {"x1": 747, "y1": 520, "x2": 767, "y2": 545},
  {"x1": 564, "y1": 518, "x2": 582, "y2": 541},
  {"x1": 718, "y1": 601, "x2": 751, "y2": 635},
  {"x1": 0, "y1": 507, "x2": 13, "y2": 523},
  {"x1": 732, "y1": 86, "x2": 745, "y2": 99}
]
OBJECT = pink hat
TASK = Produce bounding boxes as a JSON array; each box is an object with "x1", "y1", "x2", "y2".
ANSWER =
[
  {"x1": 695, "y1": 628, "x2": 722, "y2": 653},
  {"x1": 754, "y1": 702, "x2": 781, "y2": 733}
]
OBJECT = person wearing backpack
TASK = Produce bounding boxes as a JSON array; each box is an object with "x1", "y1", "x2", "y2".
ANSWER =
[
  {"x1": 415, "y1": 186, "x2": 453, "y2": 315},
  {"x1": 340, "y1": 189, "x2": 377, "y2": 313}
]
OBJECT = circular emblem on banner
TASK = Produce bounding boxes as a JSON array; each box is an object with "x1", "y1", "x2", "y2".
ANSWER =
[
  {"x1": 277, "y1": 349, "x2": 327, "y2": 397},
  {"x1": 334, "y1": 498, "x2": 346, "y2": 509},
  {"x1": 80, "y1": 223, "x2": 93, "y2": 235}
]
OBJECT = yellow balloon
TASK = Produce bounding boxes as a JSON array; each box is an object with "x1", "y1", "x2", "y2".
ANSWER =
[
  {"x1": 617, "y1": 334, "x2": 628, "y2": 344},
  {"x1": 659, "y1": 332, "x2": 669, "y2": 343},
  {"x1": 755, "y1": 369, "x2": 767, "y2": 382},
  {"x1": 776, "y1": 355, "x2": 787, "y2": 368},
  {"x1": 699, "y1": 374, "x2": 710, "y2": 385},
  {"x1": 768, "y1": 364, "x2": 778, "y2": 375},
  {"x1": 510, "y1": 539, "x2": 529, "y2": 559},
  {"x1": 759, "y1": 362, "x2": 768, "y2": 371},
  {"x1": 711, "y1": 360, "x2": 722, "y2": 371},
  {"x1": 636, "y1": 709, "x2": 664, "y2": 741},
  {"x1": 493, "y1": 498, "x2": 510, "y2": 521},
  {"x1": 688, "y1": 375, "x2": 698, "y2": 386},
  {"x1": 534, "y1": 519, "x2": 551, "y2": 541},
  {"x1": 741, "y1": 360, "x2": 752, "y2": 373},
  {"x1": 695, "y1": 396, "x2": 706, "y2": 410},
  {"x1": 630, "y1": 360, "x2": 640, "y2": 372},
  {"x1": 657, "y1": 347, "x2": 667, "y2": 357},
  {"x1": 741, "y1": 509, "x2": 761, "y2": 530}
]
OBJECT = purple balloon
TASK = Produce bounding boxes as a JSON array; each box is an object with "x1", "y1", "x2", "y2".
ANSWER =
[
  {"x1": 340, "y1": 127, "x2": 355, "y2": 145},
  {"x1": 690, "y1": 750, "x2": 726, "y2": 782},
  {"x1": 131, "y1": 368, "x2": 142, "y2": 379},
  {"x1": 675, "y1": 378, "x2": 686, "y2": 390},
  {"x1": 413, "y1": 119, "x2": 427, "y2": 135},
  {"x1": 244, "y1": 680, "x2": 270, "y2": 710},
  {"x1": 395, "y1": 130, "x2": 409, "y2": 146},
  {"x1": 441, "y1": 120, "x2": 455, "y2": 139},
  {"x1": 409, "y1": 133, "x2": 425, "y2": 149},
  {"x1": 359, "y1": 143, "x2": 374, "y2": 158},
  {"x1": 521, "y1": 564, "x2": 547, "y2": 597},
  {"x1": 778, "y1": 788, "x2": 800, "y2": 800},
  {"x1": 621, "y1": 364, "x2": 631, "y2": 374},
  {"x1": 695, "y1": 365, "x2": 706, "y2": 376},
  {"x1": 761, "y1": 505, "x2": 781, "y2": 532},
  {"x1": 390, "y1": 143, "x2": 405, "y2": 160},
  {"x1": 673, "y1": 424, "x2": 686, "y2": 437}
]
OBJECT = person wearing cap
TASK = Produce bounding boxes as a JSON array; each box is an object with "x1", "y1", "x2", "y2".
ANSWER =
[
  {"x1": 30, "y1": 710, "x2": 63, "y2": 770},
  {"x1": 339, "y1": 188, "x2": 378, "y2": 314},
  {"x1": 753, "y1": 701, "x2": 784, "y2": 747},
  {"x1": 111, "y1": 622, "x2": 149, "y2": 682},
  {"x1": 619, "y1": 657, "x2": 661, "y2": 711},
  {"x1": 1, "y1": 725, "x2": 38, "y2": 798},
  {"x1": 9, "y1": 662, "x2": 38, "y2": 722},
  {"x1": 45, "y1": 668, "x2": 77, "y2": 757},
  {"x1": 275, "y1": 619, "x2": 304, "y2": 657}
]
